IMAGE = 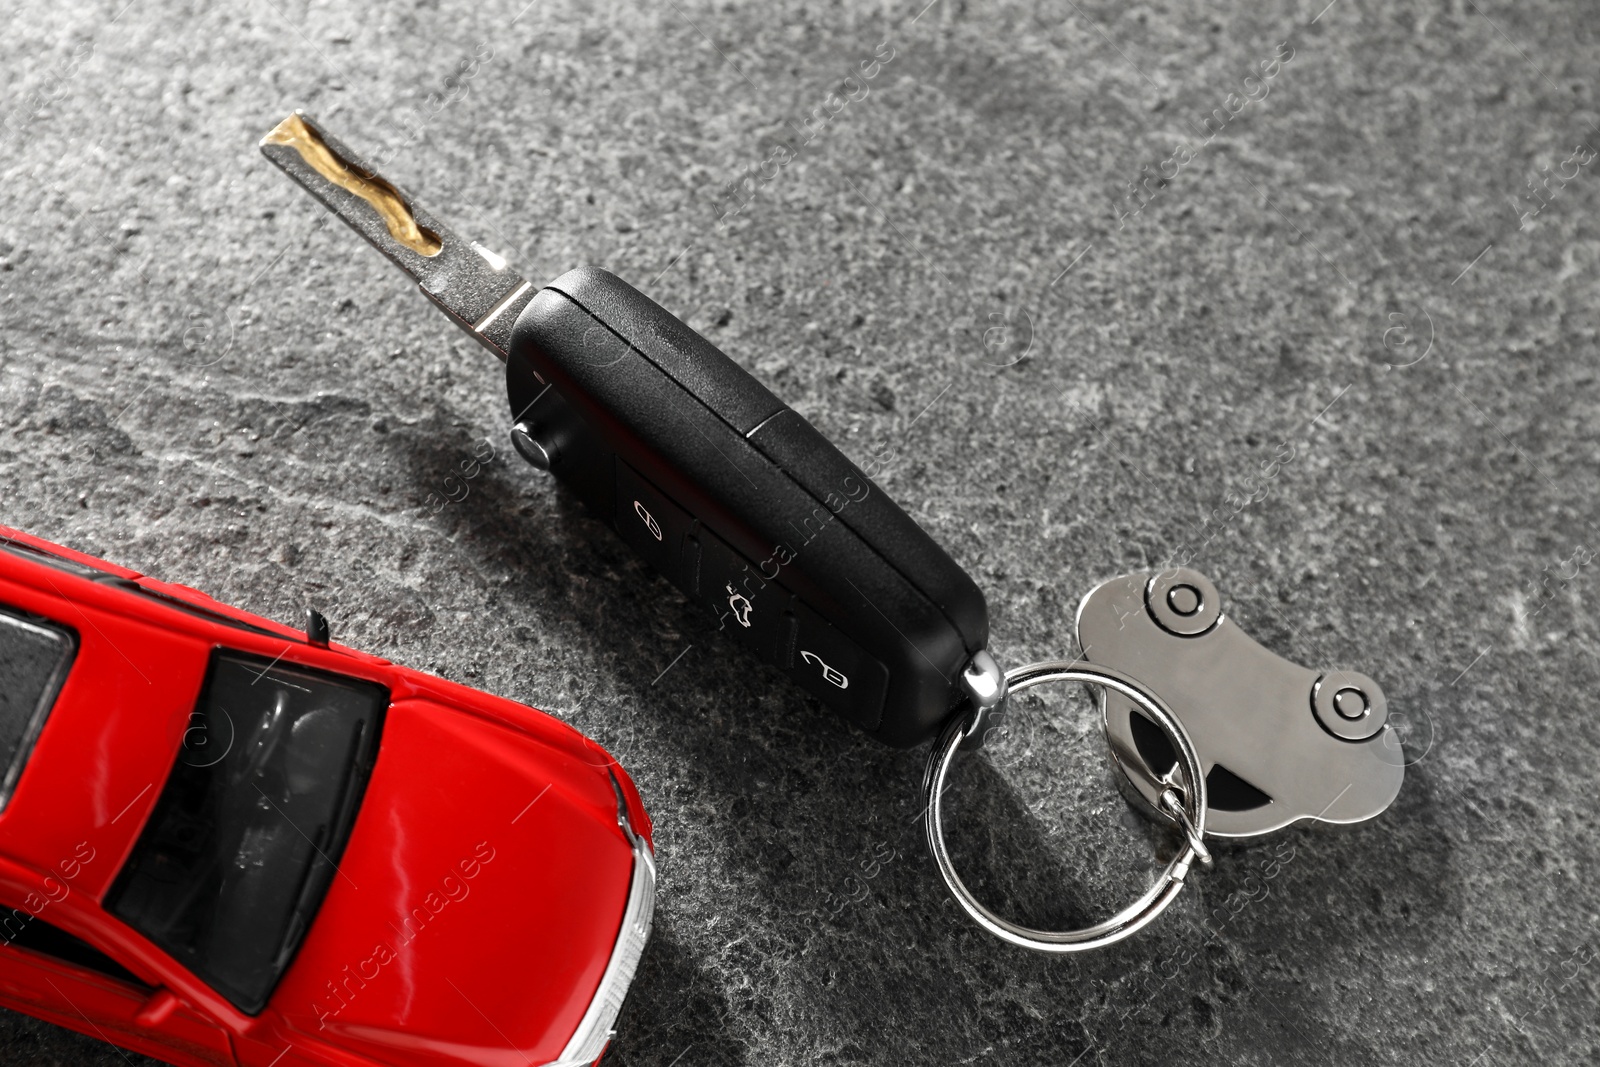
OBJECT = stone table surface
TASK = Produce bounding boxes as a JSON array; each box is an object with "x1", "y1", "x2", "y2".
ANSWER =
[{"x1": 1, "y1": 0, "x2": 1597, "y2": 1064}]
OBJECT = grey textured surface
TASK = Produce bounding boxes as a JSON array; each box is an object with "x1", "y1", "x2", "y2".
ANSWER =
[{"x1": 2, "y1": 0, "x2": 1599, "y2": 1064}]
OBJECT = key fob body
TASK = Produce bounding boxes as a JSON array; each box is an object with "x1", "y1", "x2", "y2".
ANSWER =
[{"x1": 504, "y1": 267, "x2": 987, "y2": 747}]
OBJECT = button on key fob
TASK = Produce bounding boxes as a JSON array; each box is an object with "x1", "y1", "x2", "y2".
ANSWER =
[{"x1": 262, "y1": 112, "x2": 988, "y2": 747}]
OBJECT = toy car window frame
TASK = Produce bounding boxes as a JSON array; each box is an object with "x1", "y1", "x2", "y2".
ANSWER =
[
  {"x1": 0, "y1": 908, "x2": 151, "y2": 991},
  {"x1": 93, "y1": 577, "x2": 289, "y2": 639},
  {"x1": 0, "y1": 536, "x2": 290, "y2": 641},
  {"x1": 0, "y1": 536, "x2": 108, "y2": 580},
  {"x1": 105, "y1": 648, "x2": 386, "y2": 1014},
  {"x1": 0, "y1": 604, "x2": 78, "y2": 811}
]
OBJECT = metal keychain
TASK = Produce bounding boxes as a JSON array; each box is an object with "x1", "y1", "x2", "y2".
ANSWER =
[{"x1": 923, "y1": 566, "x2": 1405, "y2": 953}]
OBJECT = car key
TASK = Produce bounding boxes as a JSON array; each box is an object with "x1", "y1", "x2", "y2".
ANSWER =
[
  {"x1": 262, "y1": 113, "x2": 1406, "y2": 954},
  {"x1": 260, "y1": 111, "x2": 993, "y2": 748}
]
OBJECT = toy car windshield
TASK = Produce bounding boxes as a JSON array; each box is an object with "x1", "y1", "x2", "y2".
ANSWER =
[{"x1": 105, "y1": 650, "x2": 386, "y2": 1014}]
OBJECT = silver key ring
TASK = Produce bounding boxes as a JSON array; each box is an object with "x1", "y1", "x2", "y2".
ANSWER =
[{"x1": 923, "y1": 660, "x2": 1210, "y2": 953}]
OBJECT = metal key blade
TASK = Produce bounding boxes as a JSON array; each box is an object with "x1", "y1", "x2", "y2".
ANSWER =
[{"x1": 260, "y1": 111, "x2": 533, "y2": 361}]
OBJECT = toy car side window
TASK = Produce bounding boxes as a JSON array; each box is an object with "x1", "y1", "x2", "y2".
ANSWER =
[
  {"x1": 0, "y1": 605, "x2": 78, "y2": 811},
  {"x1": 0, "y1": 909, "x2": 150, "y2": 990},
  {"x1": 105, "y1": 649, "x2": 386, "y2": 1015},
  {"x1": 0, "y1": 537, "x2": 108, "y2": 579}
]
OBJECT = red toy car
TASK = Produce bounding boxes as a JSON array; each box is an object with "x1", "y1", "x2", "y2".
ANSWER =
[{"x1": 0, "y1": 526, "x2": 654, "y2": 1067}]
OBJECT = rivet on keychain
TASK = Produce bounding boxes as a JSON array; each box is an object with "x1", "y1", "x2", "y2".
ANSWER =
[{"x1": 923, "y1": 568, "x2": 1405, "y2": 953}]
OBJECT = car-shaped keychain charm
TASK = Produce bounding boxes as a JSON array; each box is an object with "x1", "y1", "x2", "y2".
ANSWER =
[{"x1": 924, "y1": 568, "x2": 1406, "y2": 951}]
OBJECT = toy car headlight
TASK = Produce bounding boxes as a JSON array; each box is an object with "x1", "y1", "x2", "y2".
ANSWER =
[{"x1": 546, "y1": 779, "x2": 656, "y2": 1067}]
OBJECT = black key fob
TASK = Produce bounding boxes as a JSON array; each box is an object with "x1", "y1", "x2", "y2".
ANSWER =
[
  {"x1": 506, "y1": 269, "x2": 988, "y2": 747},
  {"x1": 258, "y1": 112, "x2": 989, "y2": 748}
]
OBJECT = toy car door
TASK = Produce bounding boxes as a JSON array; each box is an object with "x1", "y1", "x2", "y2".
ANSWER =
[{"x1": 0, "y1": 905, "x2": 236, "y2": 1066}]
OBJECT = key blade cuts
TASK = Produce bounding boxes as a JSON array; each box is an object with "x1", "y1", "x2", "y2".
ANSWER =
[
  {"x1": 1076, "y1": 568, "x2": 1405, "y2": 838},
  {"x1": 259, "y1": 111, "x2": 533, "y2": 361}
]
